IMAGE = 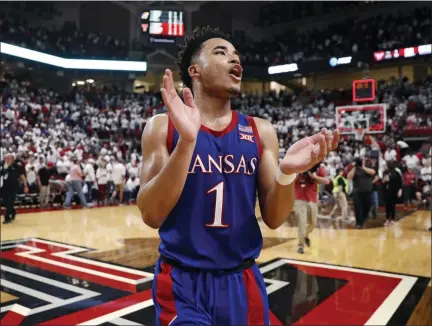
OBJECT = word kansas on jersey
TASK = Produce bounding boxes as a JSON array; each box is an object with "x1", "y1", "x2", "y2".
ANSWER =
[{"x1": 189, "y1": 154, "x2": 257, "y2": 175}]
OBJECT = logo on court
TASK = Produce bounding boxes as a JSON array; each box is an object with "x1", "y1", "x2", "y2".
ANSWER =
[{"x1": 0, "y1": 239, "x2": 429, "y2": 325}]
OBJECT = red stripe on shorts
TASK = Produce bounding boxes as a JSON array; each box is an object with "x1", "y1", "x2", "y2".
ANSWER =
[
  {"x1": 243, "y1": 268, "x2": 265, "y2": 325},
  {"x1": 156, "y1": 261, "x2": 177, "y2": 326}
]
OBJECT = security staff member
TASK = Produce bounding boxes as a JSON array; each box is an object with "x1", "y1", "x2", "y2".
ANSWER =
[
  {"x1": 332, "y1": 168, "x2": 349, "y2": 220},
  {"x1": 1, "y1": 153, "x2": 28, "y2": 224}
]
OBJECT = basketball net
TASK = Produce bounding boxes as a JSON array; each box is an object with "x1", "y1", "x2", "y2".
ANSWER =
[{"x1": 354, "y1": 128, "x2": 366, "y2": 141}]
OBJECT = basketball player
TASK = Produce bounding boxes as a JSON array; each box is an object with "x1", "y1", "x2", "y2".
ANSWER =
[{"x1": 137, "y1": 27, "x2": 339, "y2": 325}]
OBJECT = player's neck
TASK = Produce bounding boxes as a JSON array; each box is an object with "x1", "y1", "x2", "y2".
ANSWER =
[{"x1": 194, "y1": 91, "x2": 231, "y2": 120}]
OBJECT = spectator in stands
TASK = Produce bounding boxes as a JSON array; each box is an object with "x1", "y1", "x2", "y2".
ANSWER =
[
  {"x1": 37, "y1": 162, "x2": 54, "y2": 208},
  {"x1": 382, "y1": 161, "x2": 403, "y2": 226},
  {"x1": 421, "y1": 157, "x2": 431, "y2": 182},
  {"x1": 56, "y1": 156, "x2": 68, "y2": 179},
  {"x1": 26, "y1": 164, "x2": 38, "y2": 193},
  {"x1": 403, "y1": 167, "x2": 417, "y2": 206},
  {"x1": 124, "y1": 174, "x2": 140, "y2": 203},
  {"x1": 403, "y1": 152, "x2": 420, "y2": 169},
  {"x1": 83, "y1": 158, "x2": 96, "y2": 203},
  {"x1": 111, "y1": 159, "x2": 126, "y2": 205},
  {"x1": 64, "y1": 157, "x2": 88, "y2": 209},
  {"x1": 96, "y1": 160, "x2": 109, "y2": 206}
]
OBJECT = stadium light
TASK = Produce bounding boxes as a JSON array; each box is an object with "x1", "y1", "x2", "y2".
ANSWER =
[
  {"x1": 86, "y1": 79, "x2": 94, "y2": 84},
  {"x1": 268, "y1": 63, "x2": 298, "y2": 75},
  {"x1": 0, "y1": 42, "x2": 147, "y2": 72},
  {"x1": 77, "y1": 81, "x2": 85, "y2": 85},
  {"x1": 72, "y1": 83, "x2": 76, "y2": 87}
]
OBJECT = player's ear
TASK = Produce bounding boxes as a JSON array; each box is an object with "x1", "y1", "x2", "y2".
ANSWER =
[{"x1": 188, "y1": 64, "x2": 200, "y2": 79}]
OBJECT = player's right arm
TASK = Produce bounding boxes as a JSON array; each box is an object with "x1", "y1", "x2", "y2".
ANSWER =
[
  {"x1": 137, "y1": 69, "x2": 201, "y2": 229},
  {"x1": 137, "y1": 115, "x2": 196, "y2": 229}
]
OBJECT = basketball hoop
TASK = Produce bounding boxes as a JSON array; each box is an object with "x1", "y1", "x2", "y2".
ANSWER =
[{"x1": 354, "y1": 128, "x2": 366, "y2": 141}]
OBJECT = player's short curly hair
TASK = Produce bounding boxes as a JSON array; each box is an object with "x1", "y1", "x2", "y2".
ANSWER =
[{"x1": 176, "y1": 26, "x2": 231, "y2": 90}]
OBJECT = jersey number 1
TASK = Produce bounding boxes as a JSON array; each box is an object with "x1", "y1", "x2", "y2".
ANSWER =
[{"x1": 206, "y1": 181, "x2": 229, "y2": 228}]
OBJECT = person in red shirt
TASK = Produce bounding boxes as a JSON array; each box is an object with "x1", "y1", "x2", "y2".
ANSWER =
[
  {"x1": 294, "y1": 164, "x2": 330, "y2": 254},
  {"x1": 403, "y1": 168, "x2": 417, "y2": 206}
]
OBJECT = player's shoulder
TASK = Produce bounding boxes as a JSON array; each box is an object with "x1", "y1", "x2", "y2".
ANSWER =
[
  {"x1": 141, "y1": 114, "x2": 170, "y2": 151},
  {"x1": 142, "y1": 114, "x2": 168, "y2": 137},
  {"x1": 245, "y1": 116, "x2": 277, "y2": 150},
  {"x1": 248, "y1": 116, "x2": 275, "y2": 138}
]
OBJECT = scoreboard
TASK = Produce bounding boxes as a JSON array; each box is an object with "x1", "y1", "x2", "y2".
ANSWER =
[
  {"x1": 141, "y1": 10, "x2": 184, "y2": 37},
  {"x1": 352, "y1": 79, "x2": 375, "y2": 102}
]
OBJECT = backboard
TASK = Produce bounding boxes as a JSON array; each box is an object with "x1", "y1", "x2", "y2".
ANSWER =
[{"x1": 335, "y1": 104, "x2": 387, "y2": 134}]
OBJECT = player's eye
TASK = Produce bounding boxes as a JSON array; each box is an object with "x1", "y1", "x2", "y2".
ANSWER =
[{"x1": 215, "y1": 51, "x2": 225, "y2": 55}]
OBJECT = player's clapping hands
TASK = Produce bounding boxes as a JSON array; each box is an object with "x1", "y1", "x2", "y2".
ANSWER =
[
  {"x1": 280, "y1": 128, "x2": 340, "y2": 175},
  {"x1": 160, "y1": 69, "x2": 201, "y2": 143}
]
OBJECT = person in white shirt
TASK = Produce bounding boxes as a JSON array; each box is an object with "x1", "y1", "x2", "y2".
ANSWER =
[
  {"x1": 126, "y1": 160, "x2": 139, "y2": 179},
  {"x1": 421, "y1": 158, "x2": 431, "y2": 182},
  {"x1": 403, "y1": 153, "x2": 420, "y2": 170},
  {"x1": 25, "y1": 155, "x2": 36, "y2": 171},
  {"x1": 110, "y1": 159, "x2": 126, "y2": 204},
  {"x1": 105, "y1": 156, "x2": 114, "y2": 196},
  {"x1": 83, "y1": 158, "x2": 96, "y2": 203},
  {"x1": 26, "y1": 164, "x2": 38, "y2": 193},
  {"x1": 124, "y1": 174, "x2": 140, "y2": 203},
  {"x1": 384, "y1": 147, "x2": 397, "y2": 162}
]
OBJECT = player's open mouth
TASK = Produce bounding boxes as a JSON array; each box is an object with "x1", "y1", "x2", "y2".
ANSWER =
[{"x1": 229, "y1": 64, "x2": 243, "y2": 81}]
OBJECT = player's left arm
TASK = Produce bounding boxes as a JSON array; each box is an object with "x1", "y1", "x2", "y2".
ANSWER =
[
  {"x1": 255, "y1": 118, "x2": 295, "y2": 230},
  {"x1": 255, "y1": 118, "x2": 339, "y2": 229}
]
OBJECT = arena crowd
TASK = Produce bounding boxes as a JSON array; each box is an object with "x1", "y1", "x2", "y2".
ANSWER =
[{"x1": 1, "y1": 71, "x2": 431, "y2": 212}]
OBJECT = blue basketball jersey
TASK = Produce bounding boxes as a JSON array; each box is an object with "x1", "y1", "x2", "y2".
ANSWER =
[{"x1": 158, "y1": 111, "x2": 263, "y2": 270}]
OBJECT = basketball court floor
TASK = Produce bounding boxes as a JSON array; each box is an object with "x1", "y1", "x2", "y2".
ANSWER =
[{"x1": 1, "y1": 204, "x2": 430, "y2": 325}]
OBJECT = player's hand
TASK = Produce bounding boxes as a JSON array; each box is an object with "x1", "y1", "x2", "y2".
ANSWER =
[
  {"x1": 160, "y1": 69, "x2": 201, "y2": 143},
  {"x1": 397, "y1": 189, "x2": 402, "y2": 198},
  {"x1": 24, "y1": 186, "x2": 29, "y2": 194},
  {"x1": 280, "y1": 128, "x2": 340, "y2": 175}
]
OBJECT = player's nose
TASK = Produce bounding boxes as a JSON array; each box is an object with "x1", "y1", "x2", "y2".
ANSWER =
[{"x1": 229, "y1": 56, "x2": 240, "y2": 65}]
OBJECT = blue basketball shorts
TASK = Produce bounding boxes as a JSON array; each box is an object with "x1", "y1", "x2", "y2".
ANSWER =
[{"x1": 152, "y1": 258, "x2": 270, "y2": 325}]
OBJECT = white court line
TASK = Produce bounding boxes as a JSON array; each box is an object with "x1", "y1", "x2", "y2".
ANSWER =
[
  {"x1": 365, "y1": 276, "x2": 417, "y2": 325},
  {"x1": 31, "y1": 238, "x2": 154, "y2": 278},
  {"x1": 78, "y1": 299, "x2": 154, "y2": 325},
  {"x1": 0, "y1": 245, "x2": 18, "y2": 250},
  {"x1": 13, "y1": 245, "x2": 144, "y2": 285},
  {"x1": 263, "y1": 278, "x2": 289, "y2": 295},
  {"x1": 283, "y1": 258, "x2": 418, "y2": 279},
  {"x1": 259, "y1": 259, "x2": 287, "y2": 274},
  {"x1": 279, "y1": 259, "x2": 419, "y2": 326},
  {"x1": 0, "y1": 239, "x2": 28, "y2": 245},
  {"x1": 11, "y1": 304, "x2": 31, "y2": 316},
  {"x1": 0, "y1": 264, "x2": 100, "y2": 315},
  {"x1": 110, "y1": 317, "x2": 144, "y2": 326},
  {"x1": 1, "y1": 265, "x2": 97, "y2": 295},
  {"x1": 0, "y1": 304, "x2": 14, "y2": 313},
  {"x1": 1, "y1": 279, "x2": 60, "y2": 303}
]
